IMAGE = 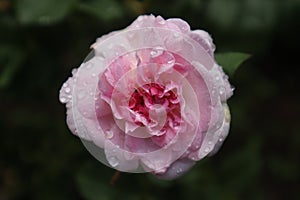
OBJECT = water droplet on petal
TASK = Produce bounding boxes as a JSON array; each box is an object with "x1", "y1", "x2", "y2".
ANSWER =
[
  {"x1": 150, "y1": 46, "x2": 164, "y2": 58},
  {"x1": 181, "y1": 26, "x2": 187, "y2": 31},
  {"x1": 219, "y1": 86, "x2": 226, "y2": 99},
  {"x1": 108, "y1": 156, "x2": 119, "y2": 167},
  {"x1": 173, "y1": 32, "x2": 179, "y2": 38},
  {"x1": 124, "y1": 152, "x2": 135, "y2": 160},
  {"x1": 191, "y1": 156, "x2": 197, "y2": 161},
  {"x1": 63, "y1": 83, "x2": 68, "y2": 88},
  {"x1": 65, "y1": 87, "x2": 71, "y2": 93},
  {"x1": 86, "y1": 63, "x2": 93, "y2": 69},
  {"x1": 219, "y1": 88, "x2": 225, "y2": 95},
  {"x1": 60, "y1": 97, "x2": 67, "y2": 103},
  {"x1": 167, "y1": 59, "x2": 174, "y2": 64},
  {"x1": 158, "y1": 19, "x2": 165, "y2": 25},
  {"x1": 208, "y1": 141, "x2": 212, "y2": 145},
  {"x1": 204, "y1": 147, "x2": 210, "y2": 153},
  {"x1": 219, "y1": 138, "x2": 224, "y2": 142},
  {"x1": 106, "y1": 130, "x2": 114, "y2": 139},
  {"x1": 72, "y1": 68, "x2": 78, "y2": 75},
  {"x1": 176, "y1": 168, "x2": 183, "y2": 174}
]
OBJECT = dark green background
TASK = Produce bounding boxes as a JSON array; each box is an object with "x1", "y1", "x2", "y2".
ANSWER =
[{"x1": 1, "y1": 0, "x2": 299, "y2": 199}]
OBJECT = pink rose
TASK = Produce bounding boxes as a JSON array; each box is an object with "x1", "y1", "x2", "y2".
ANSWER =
[{"x1": 59, "y1": 15, "x2": 233, "y2": 180}]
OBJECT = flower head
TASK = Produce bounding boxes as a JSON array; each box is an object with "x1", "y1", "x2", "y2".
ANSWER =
[{"x1": 59, "y1": 15, "x2": 233, "y2": 180}]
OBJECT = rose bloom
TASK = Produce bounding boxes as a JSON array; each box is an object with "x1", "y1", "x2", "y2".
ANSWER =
[{"x1": 59, "y1": 15, "x2": 232, "y2": 180}]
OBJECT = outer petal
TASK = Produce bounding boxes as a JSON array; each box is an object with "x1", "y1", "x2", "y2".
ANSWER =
[
  {"x1": 189, "y1": 30, "x2": 215, "y2": 57},
  {"x1": 154, "y1": 158, "x2": 195, "y2": 180},
  {"x1": 207, "y1": 104, "x2": 231, "y2": 156}
]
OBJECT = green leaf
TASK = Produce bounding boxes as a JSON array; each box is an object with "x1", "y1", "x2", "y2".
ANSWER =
[
  {"x1": 215, "y1": 52, "x2": 251, "y2": 77},
  {"x1": 15, "y1": 0, "x2": 74, "y2": 25},
  {"x1": 77, "y1": 0, "x2": 124, "y2": 22}
]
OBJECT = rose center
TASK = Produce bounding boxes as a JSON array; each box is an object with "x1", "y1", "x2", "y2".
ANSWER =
[{"x1": 128, "y1": 83, "x2": 180, "y2": 128}]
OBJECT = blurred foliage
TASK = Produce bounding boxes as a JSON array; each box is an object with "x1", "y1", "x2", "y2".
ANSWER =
[
  {"x1": 1, "y1": 0, "x2": 300, "y2": 200},
  {"x1": 215, "y1": 52, "x2": 251, "y2": 76}
]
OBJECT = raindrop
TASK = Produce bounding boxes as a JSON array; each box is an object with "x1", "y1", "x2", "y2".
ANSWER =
[
  {"x1": 219, "y1": 138, "x2": 224, "y2": 142},
  {"x1": 219, "y1": 89, "x2": 225, "y2": 95},
  {"x1": 60, "y1": 97, "x2": 67, "y2": 103},
  {"x1": 173, "y1": 32, "x2": 179, "y2": 38},
  {"x1": 215, "y1": 76, "x2": 220, "y2": 81},
  {"x1": 106, "y1": 130, "x2": 114, "y2": 139},
  {"x1": 65, "y1": 87, "x2": 71, "y2": 93},
  {"x1": 204, "y1": 147, "x2": 210, "y2": 153},
  {"x1": 158, "y1": 19, "x2": 165, "y2": 25},
  {"x1": 109, "y1": 156, "x2": 119, "y2": 167},
  {"x1": 219, "y1": 86, "x2": 226, "y2": 98},
  {"x1": 124, "y1": 152, "x2": 134, "y2": 160},
  {"x1": 176, "y1": 168, "x2": 183, "y2": 174},
  {"x1": 63, "y1": 83, "x2": 68, "y2": 88},
  {"x1": 208, "y1": 141, "x2": 212, "y2": 145},
  {"x1": 86, "y1": 63, "x2": 93, "y2": 69},
  {"x1": 67, "y1": 95, "x2": 72, "y2": 99},
  {"x1": 181, "y1": 26, "x2": 187, "y2": 31},
  {"x1": 150, "y1": 47, "x2": 164, "y2": 58},
  {"x1": 211, "y1": 89, "x2": 216, "y2": 95},
  {"x1": 72, "y1": 68, "x2": 78, "y2": 75}
]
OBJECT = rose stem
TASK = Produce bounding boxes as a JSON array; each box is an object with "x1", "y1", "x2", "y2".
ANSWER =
[{"x1": 110, "y1": 171, "x2": 121, "y2": 186}]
